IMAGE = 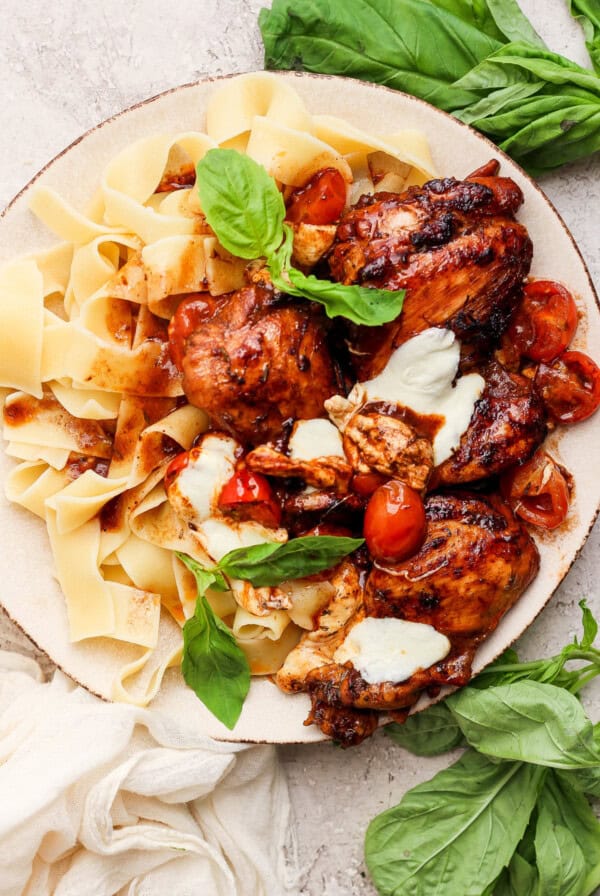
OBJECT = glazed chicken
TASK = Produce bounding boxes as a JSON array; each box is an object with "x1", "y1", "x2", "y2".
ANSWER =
[
  {"x1": 278, "y1": 492, "x2": 539, "y2": 745},
  {"x1": 169, "y1": 282, "x2": 340, "y2": 444},
  {"x1": 434, "y1": 361, "x2": 547, "y2": 485},
  {"x1": 328, "y1": 162, "x2": 533, "y2": 379}
]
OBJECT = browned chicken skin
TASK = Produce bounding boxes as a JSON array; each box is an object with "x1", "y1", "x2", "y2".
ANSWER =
[
  {"x1": 282, "y1": 493, "x2": 539, "y2": 745},
  {"x1": 173, "y1": 283, "x2": 340, "y2": 444},
  {"x1": 366, "y1": 492, "x2": 539, "y2": 639},
  {"x1": 434, "y1": 361, "x2": 547, "y2": 485},
  {"x1": 328, "y1": 167, "x2": 533, "y2": 379}
]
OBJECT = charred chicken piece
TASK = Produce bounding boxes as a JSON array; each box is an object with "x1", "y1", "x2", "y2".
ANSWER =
[
  {"x1": 246, "y1": 443, "x2": 352, "y2": 492},
  {"x1": 292, "y1": 492, "x2": 538, "y2": 745},
  {"x1": 169, "y1": 283, "x2": 340, "y2": 444},
  {"x1": 366, "y1": 492, "x2": 539, "y2": 640},
  {"x1": 326, "y1": 395, "x2": 434, "y2": 491},
  {"x1": 328, "y1": 166, "x2": 533, "y2": 379},
  {"x1": 434, "y1": 361, "x2": 547, "y2": 485}
]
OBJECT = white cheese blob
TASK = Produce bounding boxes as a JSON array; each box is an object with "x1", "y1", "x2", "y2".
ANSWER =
[
  {"x1": 334, "y1": 617, "x2": 451, "y2": 684},
  {"x1": 361, "y1": 328, "x2": 485, "y2": 464},
  {"x1": 176, "y1": 433, "x2": 238, "y2": 522},
  {"x1": 174, "y1": 433, "x2": 285, "y2": 563},
  {"x1": 288, "y1": 418, "x2": 345, "y2": 461}
]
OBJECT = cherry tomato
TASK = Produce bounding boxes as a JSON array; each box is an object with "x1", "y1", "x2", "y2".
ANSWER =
[
  {"x1": 164, "y1": 451, "x2": 189, "y2": 491},
  {"x1": 363, "y1": 480, "x2": 426, "y2": 564},
  {"x1": 351, "y1": 471, "x2": 388, "y2": 498},
  {"x1": 500, "y1": 450, "x2": 570, "y2": 530},
  {"x1": 168, "y1": 294, "x2": 220, "y2": 369},
  {"x1": 535, "y1": 350, "x2": 600, "y2": 424},
  {"x1": 218, "y1": 467, "x2": 282, "y2": 529},
  {"x1": 285, "y1": 168, "x2": 347, "y2": 226},
  {"x1": 507, "y1": 280, "x2": 578, "y2": 363}
]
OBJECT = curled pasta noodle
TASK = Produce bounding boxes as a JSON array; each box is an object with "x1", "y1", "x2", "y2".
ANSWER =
[{"x1": 0, "y1": 259, "x2": 45, "y2": 397}]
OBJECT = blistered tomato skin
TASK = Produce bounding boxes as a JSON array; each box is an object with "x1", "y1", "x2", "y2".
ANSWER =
[
  {"x1": 168, "y1": 294, "x2": 221, "y2": 369},
  {"x1": 508, "y1": 280, "x2": 578, "y2": 363},
  {"x1": 535, "y1": 350, "x2": 600, "y2": 424},
  {"x1": 501, "y1": 450, "x2": 570, "y2": 530},
  {"x1": 218, "y1": 467, "x2": 282, "y2": 529},
  {"x1": 363, "y1": 481, "x2": 427, "y2": 564},
  {"x1": 285, "y1": 168, "x2": 347, "y2": 226}
]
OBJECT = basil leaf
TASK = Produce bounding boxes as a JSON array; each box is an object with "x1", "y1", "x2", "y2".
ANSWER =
[
  {"x1": 433, "y1": 0, "x2": 544, "y2": 46},
  {"x1": 365, "y1": 751, "x2": 545, "y2": 896},
  {"x1": 196, "y1": 148, "x2": 285, "y2": 259},
  {"x1": 219, "y1": 534, "x2": 364, "y2": 587},
  {"x1": 449, "y1": 681, "x2": 600, "y2": 768},
  {"x1": 259, "y1": 0, "x2": 500, "y2": 112},
  {"x1": 494, "y1": 851, "x2": 539, "y2": 896},
  {"x1": 176, "y1": 551, "x2": 229, "y2": 594},
  {"x1": 181, "y1": 596, "x2": 250, "y2": 730},
  {"x1": 543, "y1": 772, "x2": 600, "y2": 884},
  {"x1": 534, "y1": 779, "x2": 587, "y2": 896},
  {"x1": 271, "y1": 226, "x2": 406, "y2": 326},
  {"x1": 577, "y1": 598, "x2": 598, "y2": 650},
  {"x1": 568, "y1": 0, "x2": 600, "y2": 74},
  {"x1": 385, "y1": 703, "x2": 464, "y2": 756}
]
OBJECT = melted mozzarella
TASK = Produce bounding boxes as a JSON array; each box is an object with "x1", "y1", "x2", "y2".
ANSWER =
[
  {"x1": 334, "y1": 617, "x2": 451, "y2": 685},
  {"x1": 361, "y1": 328, "x2": 485, "y2": 464},
  {"x1": 174, "y1": 433, "x2": 285, "y2": 564},
  {"x1": 176, "y1": 433, "x2": 238, "y2": 522},
  {"x1": 288, "y1": 418, "x2": 345, "y2": 461}
]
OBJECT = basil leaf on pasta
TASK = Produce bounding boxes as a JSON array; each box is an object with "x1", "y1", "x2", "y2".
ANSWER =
[
  {"x1": 219, "y1": 535, "x2": 364, "y2": 587},
  {"x1": 196, "y1": 148, "x2": 285, "y2": 259},
  {"x1": 176, "y1": 551, "x2": 229, "y2": 594},
  {"x1": 182, "y1": 596, "x2": 251, "y2": 730}
]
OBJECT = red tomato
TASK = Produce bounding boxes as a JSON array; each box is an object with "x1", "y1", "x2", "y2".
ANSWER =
[
  {"x1": 218, "y1": 468, "x2": 282, "y2": 529},
  {"x1": 164, "y1": 451, "x2": 189, "y2": 491},
  {"x1": 500, "y1": 450, "x2": 570, "y2": 529},
  {"x1": 363, "y1": 481, "x2": 426, "y2": 564},
  {"x1": 168, "y1": 294, "x2": 220, "y2": 369},
  {"x1": 285, "y1": 168, "x2": 347, "y2": 225},
  {"x1": 351, "y1": 471, "x2": 388, "y2": 498},
  {"x1": 507, "y1": 280, "x2": 578, "y2": 363},
  {"x1": 535, "y1": 350, "x2": 600, "y2": 424}
]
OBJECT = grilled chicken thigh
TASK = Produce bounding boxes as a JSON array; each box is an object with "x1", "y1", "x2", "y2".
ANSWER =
[
  {"x1": 434, "y1": 361, "x2": 547, "y2": 485},
  {"x1": 328, "y1": 165, "x2": 533, "y2": 379},
  {"x1": 284, "y1": 492, "x2": 539, "y2": 745},
  {"x1": 170, "y1": 283, "x2": 340, "y2": 444}
]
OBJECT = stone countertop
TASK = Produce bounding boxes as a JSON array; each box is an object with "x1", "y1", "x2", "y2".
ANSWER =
[{"x1": 1, "y1": 1, "x2": 600, "y2": 893}]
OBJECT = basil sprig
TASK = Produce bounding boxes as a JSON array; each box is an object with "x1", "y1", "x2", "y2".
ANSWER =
[
  {"x1": 365, "y1": 602, "x2": 600, "y2": 895},
  {"x1": 177, "y1": 535, "x2": 363, "y2": 727},
  {"x1": 259, "y1": 0, "x2": 600, "y2": 175},
  {"x1": 196, "y1": 149, "x2": 405, "y2": 326}
]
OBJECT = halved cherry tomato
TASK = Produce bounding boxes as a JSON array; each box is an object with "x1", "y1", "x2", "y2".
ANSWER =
[
  {"x1": 168, "y1": 294, "x2": 220, "y2": 369},
  {"x1": 507, "y1": 280, "x2": 578, "y2": 363},
  {"x1": 164, "y1": 451, "x2": 190, "y2": 491},
  {"x1": 363, "y1": 480, "x2": 426, "y2": 564},
  {"x1": 218, "y1": 467, "x2": 282, "y2": 529},
  {"x1": 351, "y1": 471, "x2": 388, "y2": 498},
  {"x1": 285, "y1": 168, "x2": 347, "y2": 226},
  {"x1": 500, "y1": 450, "x2": 570, "y2": 529},
  {"x1": 535, "y1": 350, "x2": 600, "y2": 424}
]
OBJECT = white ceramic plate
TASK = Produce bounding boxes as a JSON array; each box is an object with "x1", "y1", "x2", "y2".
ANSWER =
[{"x1": 1, "y1": 72, "x2": 599, "y2": 743}]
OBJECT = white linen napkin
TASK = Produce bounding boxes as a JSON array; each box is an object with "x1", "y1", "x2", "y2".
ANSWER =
[{"x1": 0, "y1": 651, "x2": 297, "y2": 896}]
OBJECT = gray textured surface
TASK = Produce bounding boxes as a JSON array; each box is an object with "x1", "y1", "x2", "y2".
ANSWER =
[{"x1": 1, "y1": 1, "x2": 600, "y2": 893}]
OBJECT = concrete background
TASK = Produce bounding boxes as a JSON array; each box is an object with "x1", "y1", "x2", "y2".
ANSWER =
[{"x1": 1, "y1": 1, "x2": 599, "y2": 893}]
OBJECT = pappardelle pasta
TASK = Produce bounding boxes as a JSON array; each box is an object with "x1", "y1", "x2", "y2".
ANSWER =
[{"x1": 0, "y1": 73, "x2": 435, "y2": 709}]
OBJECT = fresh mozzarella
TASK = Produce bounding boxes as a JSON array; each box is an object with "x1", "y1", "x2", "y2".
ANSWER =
[
  {"x1": 176, "y1": 433, "x2": 238, "y2": 522},
  {"x1": 334, "y1": 617, "x2": 451, "y2": 684},
  {"x1": 288, "y1": 418, "x2": 345, "y2": 461},
  {"x1": 172, "y1": 433, "x2": 286, "y2": 565},
  {"x1": 361, "y1": 328, "x2": 485, "y2": 464}
]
